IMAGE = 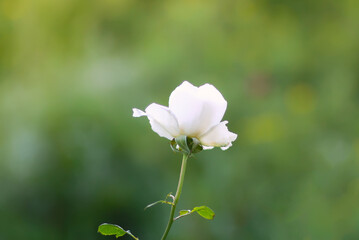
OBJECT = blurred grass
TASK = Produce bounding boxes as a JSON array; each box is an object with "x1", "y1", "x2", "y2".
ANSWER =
[{"x1": 1, "y1": 0, "x2": 359, "y2": 239}]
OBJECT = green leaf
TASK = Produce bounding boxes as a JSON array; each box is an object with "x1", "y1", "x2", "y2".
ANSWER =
[
  {"x1": 98, "y1": 224, "x2": 139, "y2": 239},
  {"x1": 179, "y1": 210, "x2": 191, "y2": 216},
  {"x1": 175, "y1": 206, "x2": 215, "y2": 221},
  {"x1": 193, "y1": 206, "x2": 215, "y2": 220},
  {"x1": 174, "y1": 209, "x2": 193, "y2": 220},
  {"x1": 98, "y1": 223, "x2": 126, "y2": 237}
]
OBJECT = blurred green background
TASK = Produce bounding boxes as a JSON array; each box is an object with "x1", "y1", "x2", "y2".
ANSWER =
[{"x1": 1, "y1": 0, "x2": 359, "y2": 239}]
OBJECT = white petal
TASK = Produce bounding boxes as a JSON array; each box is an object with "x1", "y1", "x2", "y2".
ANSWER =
[
  {"x1": 145, "y1": 103, "x2": 180, "y2": 139},
  {"x1": 132, "y1": 108, "x2": 146, "y2": 117},
  {"x1": 202, "y1": 146, "x2": 214, "y2": 150},
  {"x1": 133, "y1": 103, "x2": 180, "y2": 140},
  {"x1": 169, "y1": 81, "x2": 227, "y2": 137},
  {"x1": 197, "y1": 83, "x2": 227, "y2": 132},
  {"x1": 132, "y1": 105, "x2": 179, "y2": 140},
  {"x1": 168, "y1": 81, "x2": 202, "y2": 136},
  {"x1": 220, "y1": 143, "x2": 232, "y2": 151},
  {"x1": 199, "y1": 121, "x2": 237, "y2": 150}
]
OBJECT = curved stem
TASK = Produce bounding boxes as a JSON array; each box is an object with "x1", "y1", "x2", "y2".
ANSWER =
[{"x1": 161, "y1": 154, "x2": 189, "y2": 240}]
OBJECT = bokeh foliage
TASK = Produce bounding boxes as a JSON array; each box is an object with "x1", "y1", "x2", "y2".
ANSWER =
[{"x1": 1, "y1": 0, "x2": 359, "y2": 239}]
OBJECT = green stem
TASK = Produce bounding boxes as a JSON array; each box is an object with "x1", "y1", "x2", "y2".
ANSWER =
[
  {"x1": 123, "y1": 229, "x2": 138, "y2": 240},
  {"x1": 161, "y1": 154, "x2": 189, "y2": 240}
]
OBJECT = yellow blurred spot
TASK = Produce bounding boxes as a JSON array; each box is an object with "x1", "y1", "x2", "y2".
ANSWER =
[
  {"x1": 237, "y1": 1, "x2": 262, "y2": 20},
  {"x1": 286, "y1": 84, "x2": 316, "y2": 115},
  {"x1": 245, "y1": 114, "x2": 284, "y2": 144},
  {"x1": 0, "y1": 0, "x2": 24, "y2": 20}
]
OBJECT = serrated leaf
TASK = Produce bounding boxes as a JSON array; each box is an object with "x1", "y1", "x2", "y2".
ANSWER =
[
  {"x1": 193, "y1": 206, "x2": 215, "y2": 220},
  {"x1": 98, "y1": 223, "x2": 126, "y2": 237}
]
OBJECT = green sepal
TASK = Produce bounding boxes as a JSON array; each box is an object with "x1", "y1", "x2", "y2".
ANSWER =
[
  {"x1": 171, "y1": 136, "x2": 203, "y2": 155},
  {"x1": 187, "y1": 137, "x2": 203, "y2": 154},
  {"x1": 98, "y1": 223, "x2": 139, "y2": 239},
  {"x1": 175, "y1": 135, "x2": 191, "y2": 154},
  {"x1": 170, "y1": 139, "x2": 181, "y2": 153}
]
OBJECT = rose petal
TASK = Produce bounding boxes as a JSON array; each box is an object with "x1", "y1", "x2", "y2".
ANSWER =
[
  {"x1": 197, "y1": 83, "x2": 227, "y2": 133},
  {"x1": 199, "y1": 121, "x2": 237, "y2": 150},
  {"x1": 132, "y1": 108, "x2": 146, "y2": 117},
  {"x1": 169, "y1": 81, "x2": 227, "y2": 137},
  {"x1": 202, "y1": 146, "x2": 214, "y2": 150},
  {"x1": 168, "y1": 81, "x2": 202, "y2": 136},
  {"x1": 133, "y1": 103, "x2": 180, "y2": 140}
]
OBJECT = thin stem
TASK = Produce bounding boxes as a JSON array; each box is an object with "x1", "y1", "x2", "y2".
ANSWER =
[
  {"x1": 161, "y1": 154, "x2": 189, "y2": 240},
  {"x1": 173, "y1": 211, "x2": 192, "y2": 221},
  {"x1": 127, "y1": 232, "x2": 139, "y2": 240}
]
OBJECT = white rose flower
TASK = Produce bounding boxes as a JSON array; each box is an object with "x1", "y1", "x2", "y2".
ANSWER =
[{"x1": 133, "y1": 81, "x2": 237, "y2": 150}]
